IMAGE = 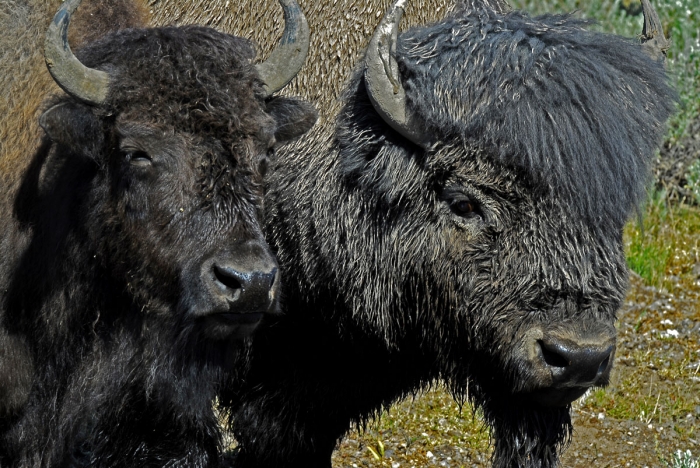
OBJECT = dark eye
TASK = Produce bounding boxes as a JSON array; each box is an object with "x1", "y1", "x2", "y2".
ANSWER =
[
  {"x1": 124, "y1": 150, "x2": 152, "y2": 167},
  {"x1": 259, "y1": 148, "x2": 275, "y2": 177},
  {"x1": 450, "y1": 198, "x2": 481, "y2": 218},
  {"x1": 259, "y1": 158, "x2": 269, "y2": 178}
]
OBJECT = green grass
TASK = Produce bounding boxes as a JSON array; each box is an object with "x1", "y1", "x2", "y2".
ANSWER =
[
  {"x1": 333, "y1": 389, "x2": 494, "y2": 467},
  {"x1": 624, "y1": 190, "x2": 672, "y2": 287},
  {"x1": 663, "y1": 450, "x2": 700, "y2": 468},
  {"x1": 583, "y1": 342, "x2": 700, "y2": 424},
  {"x1": 685, "y1": 160, "x2": 700, "y2": 204},
  {"x1": 624, "y1": 194, "x2": 700, "y2": 288}
]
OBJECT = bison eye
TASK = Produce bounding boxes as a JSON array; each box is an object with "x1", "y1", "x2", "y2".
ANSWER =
[
  {"x1": 259, "y1": 159, "x2": 269, "y2": 178},
  {"x1": 258, "y1": 148, "x2": 275, "y2": 177},
  {"x1": 451, "y1": 198, "x2": 481, "y2": 218},
  {"x1": 124, "y1": 150, "x2": 152, "y2": 167}
]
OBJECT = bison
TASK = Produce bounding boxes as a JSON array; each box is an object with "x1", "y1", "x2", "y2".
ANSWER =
[
  {"x1": 219, "y1": 0, "x2": 676, "y2": 467},
  {"x1": 0, "y1": 0, "x2": 316, "y2": 465}
]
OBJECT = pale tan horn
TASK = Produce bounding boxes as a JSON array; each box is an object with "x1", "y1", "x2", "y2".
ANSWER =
[
  {"x1": 44, "y1": 0, "x2": 111, "y2": 105},
  {"x1": 255, "y1": 0, "x2": 311, "y2": 97},
  {"x1": 364, "y1": 0, "x2": 428, "y2": 146}
]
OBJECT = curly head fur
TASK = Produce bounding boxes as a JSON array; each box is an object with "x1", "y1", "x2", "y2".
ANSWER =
[{"x1": 77, "y1": 26, "x2": 273, "y2": 161}]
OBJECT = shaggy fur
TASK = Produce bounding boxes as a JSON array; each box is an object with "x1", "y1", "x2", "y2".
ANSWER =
[
  {"x1": 0, "y1": 13, "x2": 316, "y2": 468},
  {"x1": 223, "y1": 3, "x2": 675, "y2": 468},
  {"x1": 397, "y1": 5, "x2": 669, "y2": 222}
]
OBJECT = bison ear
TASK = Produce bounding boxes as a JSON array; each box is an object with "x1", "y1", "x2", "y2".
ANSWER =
[
  {"x1": 39, "y1": 101, "x2": 103, "y2": 157},
  {"x1": 266, "y1": 97, "x2": 318, "y2": 144}
]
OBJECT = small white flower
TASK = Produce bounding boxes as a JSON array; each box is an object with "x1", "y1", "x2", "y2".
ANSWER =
[{"x1": 426, "y1": 451, "x2": 435, "y2": 459}]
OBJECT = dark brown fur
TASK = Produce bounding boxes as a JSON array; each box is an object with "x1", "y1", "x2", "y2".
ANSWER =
[
  {"x1": 0, "y1": 0, "x2": 150, "y2": 420},
  {"x1": 0, "y1": 4, "x2": 316, "y2": 466}
]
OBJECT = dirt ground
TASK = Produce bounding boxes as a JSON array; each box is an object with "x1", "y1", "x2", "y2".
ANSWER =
[{"x1": 331, "y1": 274, "x2": 700, "y2": 468}]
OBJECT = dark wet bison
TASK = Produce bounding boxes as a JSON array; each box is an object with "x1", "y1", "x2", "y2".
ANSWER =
[
  {"x1": 222, "y1": 0, "x2": 676, "y2": 467},
  {"x1": 0, "y1": 0, "x2": 316, "y2": 465}
]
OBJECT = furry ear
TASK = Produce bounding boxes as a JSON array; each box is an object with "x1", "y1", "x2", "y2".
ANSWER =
[
  {"x1": 266, "y1": 97, "x2": 318, "y2": 143},
  {"x1": 39, "y1": 101, "x2": 104, "y2": 157}
]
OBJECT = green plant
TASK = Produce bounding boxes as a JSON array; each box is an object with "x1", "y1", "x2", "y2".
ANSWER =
[
  {"x1": 366, "y1": 439, "x2": 385, "y2": 460},
  {"x1": 664, "y1": 449, "x2": 700, "y2": 468},
  {"x1": 625, "y1": 189, "x2": 671, "y2": 286},
  {"x1": 686, "y1": 159, "x2": 700, "y2": 204}
]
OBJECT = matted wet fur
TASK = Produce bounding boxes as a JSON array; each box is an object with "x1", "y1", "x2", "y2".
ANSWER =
[
  {"x1": 222, "y1": 2, "x2": 675, "y2": 468},
  {"x1": 0, "y1": 5, "x2": 316, "y2": 467}
]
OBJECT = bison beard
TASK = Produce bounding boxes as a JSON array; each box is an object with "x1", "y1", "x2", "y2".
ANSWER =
[
  {"x1": 224, "y1": 2, "x2": 675, "y2": 468},
  {"x1": 0, "y1": 1, "x2": 316, "y2": 466}
]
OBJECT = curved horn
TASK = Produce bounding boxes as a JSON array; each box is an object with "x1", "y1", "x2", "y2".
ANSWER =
[
  {"x1": 255, "y1": 0, "x2": 310, "y2": 97},
  {"x1": 364, "y1": 0, "x2": 428, "y2": 146},
  {"x1": 640, "y1": 0, "x2": 669, "y2": 63},
  {"x1": 44, "y1": 0, "x2": 110, "y2": 105}
]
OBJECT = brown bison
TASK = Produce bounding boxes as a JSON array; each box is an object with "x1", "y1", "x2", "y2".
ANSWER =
[
  {"x1": 215, "y1": 1, "x2": 674, "y2": 467},
  {"x1": 0, "y1": 0, "x2": 316, "y2": 465}
]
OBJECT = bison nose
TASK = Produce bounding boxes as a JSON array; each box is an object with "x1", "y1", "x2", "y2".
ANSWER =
[
  {"x1": 212, "y1": 262, "x2": 279, "y2": 314},
  {"x1": 538, "y1": 337, "x2": 614, "y2": 387},
  {"x1": 519, "y1": 325, "x2": 616, "y2": 406}
]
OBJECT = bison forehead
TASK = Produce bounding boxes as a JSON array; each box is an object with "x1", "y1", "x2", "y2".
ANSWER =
[
  {"x1": 396, "y1": 7, "x2": 676, "y2": 225},
  {"x1": 75, "y1": 26, "x2": 272, "y2": 151}
]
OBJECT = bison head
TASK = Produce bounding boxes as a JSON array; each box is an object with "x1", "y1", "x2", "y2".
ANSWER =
[
  {"x1": 34, "y1": 0, "x2": 316, "y2": 342},
  {"x1": 319, "y1": 0, "x2": 674, "y2": 464}
]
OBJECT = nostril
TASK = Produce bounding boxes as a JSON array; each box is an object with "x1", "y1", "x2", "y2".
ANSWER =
[
  {"x1": 270, "y1": 268, "x2": 278, "y2": 289},
  {"x1": 213, "y1": 265, "x2": 243, "y2": 293},
  {"x1": 538, "y1": 340, "x2": 570, "y2": 368},
  {"x1": 597, "y1": 354, "x2": 610, "y2": 375}
]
